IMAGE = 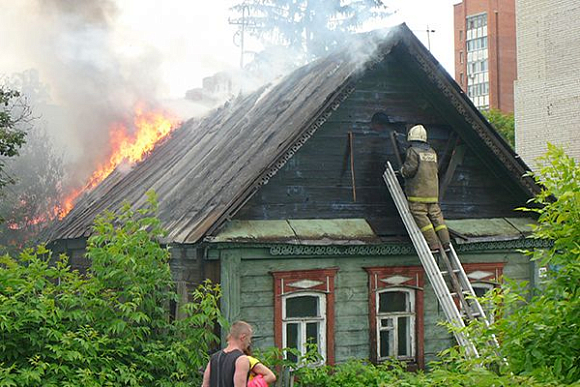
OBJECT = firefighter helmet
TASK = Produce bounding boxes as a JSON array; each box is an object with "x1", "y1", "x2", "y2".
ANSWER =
[{"x1": 407, "y1": 124, "x2": 427, "y2": 142}]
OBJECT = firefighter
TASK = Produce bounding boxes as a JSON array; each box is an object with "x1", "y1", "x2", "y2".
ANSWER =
[{"x1": 398, "y1": 124, "x2": 450, "y2": 253}]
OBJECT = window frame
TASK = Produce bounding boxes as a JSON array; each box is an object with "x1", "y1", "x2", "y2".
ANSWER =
[
  {"x1": 282, "y1": 292, "x2": 327, "y2": 363},
  {"x1": 457, "y1": 263, "x2": 504, "y2": 320},
  {"x1": 272, "y1": 267, "x2": 339, "y2": 365},
  {"x1": 376, "y1": 287, "x2": 416, "y2": 361},
  {"x1": 365, "y1": 266, "x2": 424, "y2": 368}
]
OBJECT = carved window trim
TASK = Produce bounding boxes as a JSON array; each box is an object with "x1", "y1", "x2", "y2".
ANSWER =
[
  {"x1": 271, "y1": 268, "x2": 338, "y2": 365},
  {"x1": 364, "y1": 266, "x2": 425, "y2": 368}
]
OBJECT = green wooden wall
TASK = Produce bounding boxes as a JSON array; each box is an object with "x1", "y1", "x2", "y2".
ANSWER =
[{"x1": 216, "y1": 247, "x2": 532, "y2": 364}]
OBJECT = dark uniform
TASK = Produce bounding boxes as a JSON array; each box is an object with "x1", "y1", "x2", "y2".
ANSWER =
[
  {"x1": 401, "y1": 141, "x2": 451, "y2": 250},
  {"x1": 209, "y1": 349, "x2": 244, "y2": 387}
]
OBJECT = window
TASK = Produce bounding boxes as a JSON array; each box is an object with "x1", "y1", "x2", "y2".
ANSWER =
[
  {"x1": 272, "y1": 268, "x2": 338, "y2": 364},
  {"x1": 283, "y1": 293, "x2": 326, "y2": 363},
  {"x1": 365, "y1": 266, "x2": 424, "y2": 368},
  {"x1": 459, "y1": 51, "x2": 464, "y2": 64},
  {"x1": 459, "y1": 30, "x2": 463, "y2": 41},
  {"x1": 459, "y1": 263, "x2": 504, "y2": 321},
  {"x1": 377, "y1": 289, "x2": 415, "y2": 360},
  {"x1": 460, "y1": 72, "x2": 464, "y2": 86},
  {"x1": 465, "y1": 13, "x2": 489, "y2": 109}
]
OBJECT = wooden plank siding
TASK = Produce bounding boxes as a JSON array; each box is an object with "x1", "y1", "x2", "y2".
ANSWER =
[
  {"x1": 234, "y1": 58, "x2": 527, "y2": 236},
  {"x1": 220, "y1": 248, "x2": 532, "y2": 364}
]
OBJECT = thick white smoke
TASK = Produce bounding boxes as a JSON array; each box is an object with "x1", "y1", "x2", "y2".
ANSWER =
[{"x1": 0, "y1": 0, "x2": 213, "y2": 190}]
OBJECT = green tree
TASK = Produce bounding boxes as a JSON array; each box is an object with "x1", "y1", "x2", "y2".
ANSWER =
[
  {"x1": 0, "y1": 85, "x2": 29, "y2": 191},
  {"x1": 483, "y1": 109, "x2": 515, "y2": 148},
  {"x1": 0, "y1": 72, "x2": 65, "y2": 253},
  {"x1": 0, "y1": 192, "x2": 224, "y2": 386},
  {"x1": 231, "y1": 0, "x2": 390, "y2": 61}
]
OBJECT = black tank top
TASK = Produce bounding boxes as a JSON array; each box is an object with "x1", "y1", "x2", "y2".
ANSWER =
[{"x1": 209, "y1": 349, "x2": 244, "y2": 387}]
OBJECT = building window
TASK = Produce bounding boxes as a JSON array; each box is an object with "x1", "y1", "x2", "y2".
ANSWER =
[
  {"x1": 283, "y1": 293, "x2": 326, "y2": 363},
  {"x1": 459, "y1": 30, "x2": 463, "y2": 41},
  {"x1": 460, "y1": 72, "x2": 464, "y2": 85},
  {"x1": 272, "y1": 268, "x2": 338, "y2": 365},
  {"x1": 459, "y1": 51, "x2": 464, "y2": 64},
  {"x1": 377, "y1": 288, "x2": 415, "y2": 360},
  {"x1": 365, "y1": 266, "x2": 424, "y2": 368},
  {"x1": 465, "y1": 12, "x2": 489, "y2": 109}
]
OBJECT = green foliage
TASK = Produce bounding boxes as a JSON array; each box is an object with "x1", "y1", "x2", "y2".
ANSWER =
[
  {"x1": 0, "y1": 192, "x2": 224, "y2": 386},
  {"x1": 483, "y1": 109, "x2": 515, "y2": 148},
  {"x1": 0, "y1": 72, "x2": 65, "y2": 249},
  {"x1": 291, "y1": 358, "x2": 556, "y2": 387},
  {"x1": 435, "y1": 144, "x2": 579, "y2": 384},
  {"x1": 0, "y1": 85, "x2": 28, "y2": 191},
  {"x1": 499, "y1": 144, "x2": 580, "y2": 383}
]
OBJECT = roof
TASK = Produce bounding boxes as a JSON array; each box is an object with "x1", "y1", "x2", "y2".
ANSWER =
[{"x1": 47, "y1": 24, "x2": 540, "y2": 245}]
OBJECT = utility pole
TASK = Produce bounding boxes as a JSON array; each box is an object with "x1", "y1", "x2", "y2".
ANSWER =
[
  {"x1": 229, "y1": 4, "x2": 250, "y2": 68},
  {"x1": 426, "y1": 25, "x2": 435, "y2": 51},
  {"x1": 412, "y1": 26, "x2": 436, "y2": 51}
]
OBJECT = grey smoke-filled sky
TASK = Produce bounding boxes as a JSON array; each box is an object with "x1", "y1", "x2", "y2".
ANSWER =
[
  {"x1": 0, "y1": 0, "x2": 457, "y2": 188},
  {"x1": 1, "y1": 0, "x2": 457, "y2": 99}
]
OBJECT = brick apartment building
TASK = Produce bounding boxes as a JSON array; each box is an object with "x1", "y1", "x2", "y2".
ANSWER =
[
  {"x1": 454, "y1": 0, "x2": 516, "y2": 112},
  {"x1": 514, "y1": 0, "x2": 580, "y2": 165}
]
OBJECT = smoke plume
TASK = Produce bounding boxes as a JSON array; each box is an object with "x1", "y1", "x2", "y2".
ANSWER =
[{"x1": 2, "y1": 0, "x2": 166, "y2": 188}]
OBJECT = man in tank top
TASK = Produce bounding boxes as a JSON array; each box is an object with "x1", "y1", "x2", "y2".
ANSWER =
[{"x1": 202, "y1": 321, "x2": 253, "y2": 387}]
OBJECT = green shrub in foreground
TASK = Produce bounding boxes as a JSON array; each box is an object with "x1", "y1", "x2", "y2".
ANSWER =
[
  {"x1": 292, "y1": 359, "x2": 563, "y2": 387},
  {"x1": 0, "y1": 192, "x2": 223, "y2": 386}
]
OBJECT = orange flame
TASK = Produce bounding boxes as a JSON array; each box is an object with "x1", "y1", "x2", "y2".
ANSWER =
[{"x1": 58, "y1": 107, "x2": 178, "y2": 219}]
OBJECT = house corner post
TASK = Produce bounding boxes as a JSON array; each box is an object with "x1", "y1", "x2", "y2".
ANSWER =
[{"x1": 220, "y1": 249, "x2": 242, "y2": 343}]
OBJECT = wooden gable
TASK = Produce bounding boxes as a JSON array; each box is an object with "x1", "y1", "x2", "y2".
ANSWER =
[{"x1": 233, "y1": 46, "x2": 530, "y2": 238}]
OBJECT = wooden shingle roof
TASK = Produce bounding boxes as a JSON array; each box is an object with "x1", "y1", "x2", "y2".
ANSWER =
[{"x1": 47, "y1": 24, "x2": 539, "y2": 244}]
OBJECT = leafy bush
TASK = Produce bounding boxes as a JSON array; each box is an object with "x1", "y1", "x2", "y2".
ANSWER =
[
  {"x1": 434, "y1": 144, "x2": 579, "y2": 384},
  {"x1": 0, "y1": 192, "x2": 223, "y2": 386},
  {"x1": 292, "y1": 359, "x2": 558, "y2": 387},
  {"x1": 498, "y1": 144, "x2": 580, "y2": 383}
]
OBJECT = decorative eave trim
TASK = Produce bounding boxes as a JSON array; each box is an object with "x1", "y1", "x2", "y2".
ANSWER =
[
  {"x1": 207, "y1": 238, "x2": 552, "y2": 256},
  {"x1": 203, "y1": 80, "x2": 357, "y2": 241},
  {"x1": 203, "y1": 34, "x2": 401, "y2": 243},
  {"x1": 402, "y1": 34, "x2": 540, "y2": 198}
]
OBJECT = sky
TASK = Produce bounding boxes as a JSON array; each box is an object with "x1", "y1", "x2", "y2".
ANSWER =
[
  {"x1": 0, "y1": 0, "x2": 459, "y2": 99},
  {"x1": 0, "y1": 0, "x2": 460, "y2": 185}
]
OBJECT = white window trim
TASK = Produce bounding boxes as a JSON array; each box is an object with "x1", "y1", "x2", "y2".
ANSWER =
[
  {"x1": 376, "y1": 287, "x2": 416, "y2": 362},
  {"x1": 282, "y1": 292, "x2": 327, "y2": 363}
]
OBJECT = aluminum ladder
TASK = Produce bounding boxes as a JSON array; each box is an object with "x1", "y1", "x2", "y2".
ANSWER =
[{"x1": 383, "y1": 161, "x2": 497, "y2": 358}]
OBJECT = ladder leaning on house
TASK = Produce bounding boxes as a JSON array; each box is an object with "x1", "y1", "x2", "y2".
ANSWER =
[{"x1": 383, "y1": 161, "x2": 499, "y2": 359}]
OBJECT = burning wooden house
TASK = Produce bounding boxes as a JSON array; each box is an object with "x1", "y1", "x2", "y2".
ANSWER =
[{"x1": 48, "y1": 24, "x2": 545, "y2": 368}]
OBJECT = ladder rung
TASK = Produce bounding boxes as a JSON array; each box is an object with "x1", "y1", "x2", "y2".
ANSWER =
[
  {"x1": 462, "y1": 312, "x2": 482, "y2": 319},
  {"x1": 441, "y1": 269, "x2": 461, "y2": 275}
]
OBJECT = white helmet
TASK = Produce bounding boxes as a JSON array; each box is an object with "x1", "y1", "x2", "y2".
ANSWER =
[{"x1": 407, "y1": 124, "x2": 427, "y2": 142}]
